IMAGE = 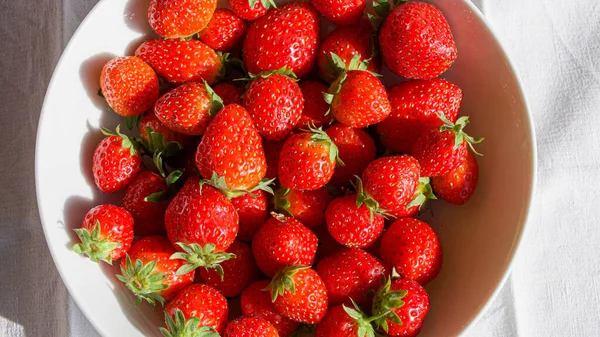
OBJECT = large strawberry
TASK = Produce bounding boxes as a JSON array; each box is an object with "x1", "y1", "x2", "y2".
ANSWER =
[
  {"x1": 122, "y1": 171, "x2": 169, "y2": 236},
  {"x1": 73, "y1": 204, "x2": 134, "y2": 264},
  {"x1": 325, "y1": 123, "x2": 376, "y2": 187},
  {"x1": 231, "y1": 190, "x2": 269, "y2": 242},
  {"x1": 136, "y1": 39, "x2": 223, "y2": 85},
  {"x1": 99, "y1": 56, "x2": 159, "y2": 117},
  {"x1": 376, "y1": 78, "x2": 462, "y2": 154},
  {"x1": 199, "y1": 9, "x2": 248, "y2": 52},
  {"x1": 224, "y1": 317, "x2": 279, "y2": 337},
  {"x1": 93, "y1": 126, "x2": 142, "y2": 193},
  {"x1": 432, "y1": 150, "x2": 479, "y2": 205},
  {"x1": 164, "y1": 284, "x2": 229, "y2": 334},
  {"x1": 117, "y1": 236, "x2": 194, "y2": 306},
  {"x1": 148, "y1": 0, "x2": 217, "y2": 39},
  {"x1": 296, "y1": 80, "x2": 332, "y2": 130},
  {"x1": 243, "y1": 1, "x2": 320, "y2": 78},
  {"x1": 274, "y1": 187, "x2": 332, "y2": 229},
  {"x1": 212, "y1": 82, "x2": 243, "y2": 106},
  {"x1": 315, "y1": 303, "x2": 377, "y2": 337},
  {"x1": 139, "y1": 112, "x2": 193, "y2": 147},
  {"x1": 311, "y1": 0, "x2": 365, "y2": 26}
]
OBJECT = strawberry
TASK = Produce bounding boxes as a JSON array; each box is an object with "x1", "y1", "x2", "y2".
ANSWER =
[
  {"x1": 73, "y1": 204, "x2": 134, "y2": 264},
  {"x1": 230, "y1": 190, "x2": 269, "y2": 242},
  {"x1": 117, "y1": 236, "x2": 194, "y2": 306},
  {"x1": 316, "y1": 248, "x2": 388, "y2": 307},
  {"x1": 274, "y1": 187, "x2": 332, "y2": 229},
  {"x1": 122, "y1": 171, "x2": 169, "y2": 236},
  {"x1": 164, "y1": 284, "x2": 229, "y2": 334},
  {"x1": 229, "y1": 0, "x2": 271, "y2": 21},
  {"x1": 93, "y1": 126, "x2": 142, "y2": 193},
  {"x1": 148, "y1": 0, "x2": 217, "y2": 39},
  {"x1": 252, "y1": 214, "x2": 318, "y2": 277},
  {"x1": 135, "y1": 39, "x2": 223, "y2": 85},
  {"x1": 199, "y1": 9, "x2": 248, "y2": 52},
  {"x1": 376, "y1": 79, "x2": 462, "y2": 154},
  {"x1": 99, "y1": 56, "x2": 159, "y2": 117},
  {"x1": 139, "y1": 112, "x2": 193, "y2": 147},
  {"x1": 296, "y1": 80, "x2": 332, "y2": 130},
  {"x1": 212, "y1": 82, "x2": 243, "y2": 106},
  {"x1": 377, "y1": 1, "x2": 457, "y2": 79},
  {"x1": 432, "y1": 150, "x2": 479, "y2": 205},
  {"x1": 242, "y1": 69, "x2": 304, "y2": 141},
  {"x1": 371, "y1": 278, "x2": 430, "y2": 337},
  {"x1": 394, "y1": 177, "x2": 436, "y2": 218},
  {"x1": 263, "y1": 140, "x2": 285, "y2": 180},
  {"x1": 265, "y1": 266, "x2": 328, "y2": 324},
  {"x1": 241, "y1": 280, "x2": 300, "y2": 337},
  {"x1": 411, "y1": 115, "x2": 483, "y2": 177},
  {"x1": 311, "y1": 0, "x2": 365, "y2": 26},
  {"x1": 315, "y1": 303, "x2": 377, "y2": 337},
  {"x1": 379, "y1": 218, "x2": 442, "y2": 285},
  {"x1": 224, "y1": 317, "x2": 279, "y2": 337},
  {"x1": 325, "y1": 123, "x2": 376, "y2": 187},
  {"x1": 243, "y1": 2, "x2": 320, "y2": 78},
  {"x1": 278, "y1": 127, "x2": 341, "y2": 190},
  {"x1": 198, "y1": 240, "x2": 259, "y2": 297}
]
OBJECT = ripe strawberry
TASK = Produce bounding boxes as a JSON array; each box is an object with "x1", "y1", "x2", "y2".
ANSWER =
[
  {"x1": 73, "y1": 204, "x2": 134, "y2": 264},
  {"x1": 315, "y1": 303, "x2": 377, "y2": 337},
  {"x1": 263, "y1": 140, "x2": 285, "y2": 180},
  {"x1": 135, "y1": 39, "x2": 223, "y2": 85},
  {"x1": 199, "y1": 9, "x2": 248, "y2": 52},
  {"x1": 99, "y1": 56, "x2": 159, "y2": 117},
  {"x1": 252, "y1": 214, "x2": 318, "y2": 277},
  {"x1": 378, "y1": 1, "x2": 457, "y2": 79},
  {"x1": 411, "y1": 115, "x2": 483, "y2": 177},
  {"x1": 376, "y1": 79, "x2": 462, "y2": 154},
  {"x1": 243, "y1": 1, "x2": 320, "y2": 78},
  {"x1": 198, "y1": 241, "x2": 259, "y2": 297},
  {"x1": 372, "y1": 278, "x2": 430, "y2": 337},
  {"x1": 165, "y1": 284, "x2": 229, "y2": 334},
  {"x1": 93, "y1": 127, "x2": 142, "y2": 193},
  {"x1": 122, "y1": 171, "x2": 169, "y2": 236},
  {"x1": 241, "y1": 280, "x2": 300, "y2": 337},
  {"x1": 224, "y1": 317, "x2": 279, "y2": 337},
  {"x1": 139, "y1": 112, "x2": 193, "y2": 147},
  {"x1": 148, "y1": 0, "x2": 217, "y2": 39},
  {"x1": 311, "y1": 0, "x2": 365, "y2": 26},
  {"x1": 266, "y1": 266, "x2": 328, "y2": 324},
  {"x1": 432, "y1": 150, "x2": 479, "y2": 205},
  {"x1": 326, "y1": 123, "x2": 376, "y2": 186},
  {"x1": 229, "y1": 0, "x2": 270, "y2": 20},
  {"x1": 296, "y1": 81, "x2": 332, "y2": 130},
  {"x1": 379, "y1": 218, "x2": 442, "y2": 285},
  {"x1": 117, "y1": 236, "x2": 194, "y2": 306},
  {"x1": 316, "y1": 248, "x2": 388, "y2": 307},
  {"x1": 231, "y1": 190, "x2": 269, "y2": 242},
  {"x1": 274, "y1": 187, "x2": 332, "y2": 229},
  {"x1": 278, "y1": 127, "x2": 341, "y2": 190},
  {"x1": 212, "y1": 82, "x2": 243, "y2": 106}
]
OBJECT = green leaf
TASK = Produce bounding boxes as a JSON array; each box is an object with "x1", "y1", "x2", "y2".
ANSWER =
[
  {"x1": 322, "y1": 92, "x2": 334, "y2": 104},
  {"x1": 262, "y1": 265, "x2": 307, "y2": 302},
  {"x1": 166, "y1": 170, "x2": 184, "y2": 186},
  {"x1": 125, "y1": 115, "x2": 142, "y2": 130},
  {"x1": 169, "y1": 242, "x2": 235, "y2": 276},
  {"x1": 373, "y1": 0, "x2": 391, "y2": 18},
  {"x1": 204, "y1": 80, "x2": 224, "y2": 116}
]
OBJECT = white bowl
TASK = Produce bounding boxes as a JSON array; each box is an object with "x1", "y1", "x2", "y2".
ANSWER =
[{"x1": 36, "y1": 0, "x2": 536, "y2": 336}]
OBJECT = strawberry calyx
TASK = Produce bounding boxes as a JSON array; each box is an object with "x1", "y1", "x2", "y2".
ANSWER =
[
  {"x1": 73, "y1": 220, "x2": 121, "y2": 264},
  {"x1": 322, "y1": 53, "x2": 371, "y2": 84},
  {"x1": 116, "y1": 254, "x2": 168, "y2": 307},
  {"x1": 273, "y1": 187, "x2": 293, "y2": 217},
  {"x1": 249, "y1": 0, "x2": 277, "y2": 11},
  {"x1": 343, "y1": 299, "x2": 378, "y2": 337},
  {"x1": 302, "y1": 125, "x2": 344, "y2": 166},
  {"x1": 438, "y1": 114, "x2": 485, "y2": 155},
  {"x1": 371, "y1": 277, "x2": 408, "y2": 333},
  {"x1": 101, "y1": 125, "x2": 140, "y2": 156},
  {"x1": 353, "y1": 176, "x2": 389, "y2": 222},
  {"x1": 368, "y1": 0, "x2": 408, "y2": 29},
  {"x1": 245, "y1": 66, "x2": 298, "y2": 82},
  {"x1": 170, "y1": 242, "x2": 236, "y2": 278},
  {"x1": 405, "y1": 177, "x2": 437, "y2": 210},
  {"x1": 262, "y1": 265, "x2": 309, "y2": 302},
  {"x1": 200, "y1": 172, "x2": 276, "y2": 199},
  {"x1": 203, "y1": 80, "x2": 224, "y2": 117},
  {"x1": 145, "y1": 169, "x2": 185, "y2": 203},
  {"x1": 138, "y1": 126, "x2": 184, "y2": 177},
  {"x1": 160, "y1": 309, "x2": 220, "y2": 337}
]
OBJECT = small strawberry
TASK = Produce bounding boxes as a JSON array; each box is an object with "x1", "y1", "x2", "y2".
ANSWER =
[
  {"x1": 73, "y1": 204, "x2": 134, "y2": 264},
  {"x1": 122, "y1": 171, "x2": 169, "y2": 236},
  {"x1": 311, "y1": 0, "x2": 365, "y2": 26},
  {"x1": 224, "y1": 317, "x2": 279, "y2": 337},
  {"x1": 432, "y1": 150, "x2": 479, "y2": 205},
  {"x1": 139, "y1": 112, "x2": 193, "y2": 148},
  {"x1": 377, "y1": 1, "x2": 457, "y2": 79},
  {"x1": 316, "y1": 248, "x2": 388, "y2": 307},
  {"x1": 229, "y1": 0, "x2": 271, "y2": 21},
  {"x1": 93, "y1": 126, "x2": 142, "y2": 193},
  {"x1": 117, "y1": 236, "x2": 195, "y2": 306},
  {"x1": 99, "y1": 56, "x2": 159, "y2": 117},
  {"x1": 411, "y1": 115, "x2": 483, "y2": 177},
  {"x1": 252, "y1": 214, "x2": 318, "y2": 277},
  {"x1": 274, "y1": 187, "x2": 332, "y2": 229},
  {"x1": 135, "y1": 39, "x2": 223, "y2": 85},
  {"x1": 199, "y1": 9, "x2": 248, "y2": 52},
  {"x1": 376, "y1": 79, "x2": 462, "y2": 154},
  {"x1": 148, "y1": 0, "x2": 217, "y2": 39},
  {"x1": 212, "y1": 82, "x2": 243, "y2": 106},
  {"x1": 379, "y1": 218, "x2": 442, "y2": 285},
  {"x1": 263, "y1": 140, "x2": 285, "y2": 180},
  {"x1": 231, "y1": 190, "x2": 269, "y2": 242},
  {"x1": 315, "y1": 303, "x2": 377, "y2": 337},
  {"x1": 296, "y1": 80, "x2": 332, "y2": 130},
  {"x1": 325, "y1": 123, "x2": 376, "y2": 187},
  {"x1": 243, "y1": 1, "x2": 320, "y2": 78},
  {"x1": 164, "y1": 284, "x2": 229, "y2": 334}
]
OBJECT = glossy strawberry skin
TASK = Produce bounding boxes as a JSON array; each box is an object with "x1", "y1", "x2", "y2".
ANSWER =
[
  {"x1": 229, "y1": 0, "x2": 268, "y2": 20},
  {"x1": 135, "y1": 39, "x2": 222, "y2": 85},
  {"x1": 296, "y1": 81, "x2": 332, "y2": 130},
  {"x1": 231, "y1": 190, "x2": 269, "y2": 242},
  {"x1": 326, "y1": 123, "x2": 376, "y2": 187},
  {"x1": 325, "y1": 194, "x2": 384, "y2": 249},
  {"x1": 148, "y1": 0, "x2": 217, "y2": 39},
  {"x1": 165, "y1": 284, "x2": 229, "y2": 334},
  {"x1": 139, "y1": 112, "x2": 193, "y2": 146},
  {"x1": 411, "y1": 127, "x2": 468, "y2": 177},
  {"x1": 243, "y1": 2, "x2": 320, "y2": 78},
  {"x1": 311, "y1": 0, "x2": 365, "y2": 27},
  {"x1": 92, "y1": 136, "x2": 142, "y2": 193},
  {"x1": 376, "y1": 79, "x2": 462, "y2": 154},
  {"x1": 200, "y1": 9, "x2": 248, "y2": 52},
  {"x1": 224, "y1": 317, "x2": 279, "y2": 337},
  {"x1": 252, "y1": 216, "x2": 318, "y2": 277},
  {"x1": 122, "y1": 171, "x2": 168, "y2": 236},
  {"x1": 213, "y1": 82, "x2": 243, "y2": 106},
  {"x1": 275, "y1": 187, "x2": 332, "y2": 229},
  {"x1": 375, "y1": 279, "x2": 430, "y2": 337},
  {"x1": 315, "y1": 304, "x2": 365, "y2": 337},
  {"x1": 432, "y1": 150, "x2": 479, "y2": 205},
  {"x1": 154, "y1": 82, "x2": 215, "y2": 136},
  {"x1": 270, "y1": 268, "x2": 328, "y2": 324},
  {"x1": 379, "y1": 2, "x2": 457, "y2": 79},
  {"x1": 100, "y1": 56, "x2": 159, "y2": 117},
  {"x1": 80, "y1": 205, "x2": 134, "y2": 261},
  {"x1": 263, "y1": 140, "x2": 285, "y2": 180}
]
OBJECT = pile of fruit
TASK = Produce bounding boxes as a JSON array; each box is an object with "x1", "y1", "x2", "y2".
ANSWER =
[{"x1": 74, "y1": 0, "x2": 483, "y2": 335}]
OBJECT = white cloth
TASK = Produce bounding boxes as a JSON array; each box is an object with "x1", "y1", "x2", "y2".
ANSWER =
[{"x1": 1, "y1": 0, "x2": 599, "y2": 336}]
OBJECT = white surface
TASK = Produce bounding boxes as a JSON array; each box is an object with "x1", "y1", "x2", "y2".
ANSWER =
[{"x1": 0, "y1": 2, "x2": 597, "y2": 337}]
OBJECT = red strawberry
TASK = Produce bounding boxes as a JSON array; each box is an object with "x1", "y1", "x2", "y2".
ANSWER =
[
  {"x1": 311, "y1": 0, "x2": 365, "y2": 26},
  {"x1": 164, "y1": 284, "x2": 229, "y2": 334},
  {"x1": 198, "y1": 241, "x2": 259, "y2": 297},
  {"x1": 316, "y1": 248, "x2": 388, "y2": 307},
  {"x1": 139, "y1": 112, "x2": 193, "y2": 147},
  {"x1": 325, "y1": 123, "x2": 376, "y2": 187},
  {"x1": 122, "y1": 171, "x2": 169, "y2": 236},
  {"x1": 252, "y1": 215, "x2": 318, "y2": 277},
  {"x1": 241, "y1": 280, "x2": 300, "y2": 337},
  {"x1": 230, "y1": 190, "x2": 269, "y2": 242},
  {"x1": 376, "y1": 79, "x2": 462, "y2": 154},
  {"x1": 99, "y1": 56, "x2": 159, "y2": 117},
  {"x1": 212, "y1": 82, "x2": 243, "y2": 106},
  {"x1": 243, "y1": 2, "x2": 320, "y2": 78},
  {"x1": 378, "y1": 1, "x2": 457, "y2": 79},
  {"x1": 263, "y1": 140, "x2": 285, "y2": 180},
  {"x1": 315, "y1": 303, "x2": 377, "y2": 337},
  {"x1": 73, "y1": 204, "x2": 134, "y2": 263},
  {"x1": 224, "y1": 317, "x2": 279, "y2": 337},
  {"x1": 92, "y1": 127, "x2": 142, "y2": 193},
  {"x1": 117, "y1": 236, "x2": 194, "y2": 306},
  {"x1": 411, "y1": 115, "x2": 483, "y2": 177},
  {"x1": 296, "y1": 80, "x2": 332, "y2": 130},
  {"x1": 229, "y1": 0, "x2": 270, "y2": 21},
  {"x1": 148, "y1": 0, "x2": 217, "y2": 39},
  {"x1": 135, "y1": 39, "x2": 223, "y2": 85},
  {"x1": 199, "y1": 9, "x2": 248, "y2": 52},
  {"x1": 274, "y1": 187, "x2": 332, "y2": 229},
  {"x1": 372, "y1": 278, "x2": 430, "y2": 337},
  {"x1": 278, "y1": 127, "x2": 341, "y2": 190},
  {"x1": 432, "y1": 150, "x2": 479, "y2": 205},
  {"x1": 266, "y1": 266, "x2": 328, "y2": 324},
  {"x1": 379, "y1": 218, "x2": 442, "y2": 285}
]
